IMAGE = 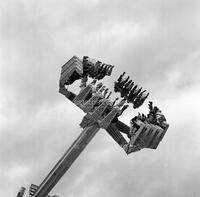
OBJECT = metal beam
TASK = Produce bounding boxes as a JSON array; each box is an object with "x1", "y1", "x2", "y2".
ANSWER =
[{"x1": 33, "y1": 123, "x2": 100, "y2": 197}]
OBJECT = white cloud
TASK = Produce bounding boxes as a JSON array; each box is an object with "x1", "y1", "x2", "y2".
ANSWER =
[{"x1": 0, "y1": 0, "x2": 200, "y2": 196}]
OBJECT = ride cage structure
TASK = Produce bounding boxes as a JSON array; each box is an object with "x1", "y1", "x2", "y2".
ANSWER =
[{"x1": 16, "y1": 56, "x2": 169, "y2": 197}]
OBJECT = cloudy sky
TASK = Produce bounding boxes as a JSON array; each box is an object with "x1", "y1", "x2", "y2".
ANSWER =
[{"x1": 0, "y1": 0, "x2": 200, "y2": 196}]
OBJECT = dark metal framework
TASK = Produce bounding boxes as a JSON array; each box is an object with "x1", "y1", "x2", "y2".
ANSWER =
[{"x1": 17, "y1": 56, "x2": 169, "y2": 197}]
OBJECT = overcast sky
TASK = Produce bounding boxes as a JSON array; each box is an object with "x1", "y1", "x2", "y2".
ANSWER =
[{"x1": 0, "y1": 0, "x2": 200, "y2": 197}]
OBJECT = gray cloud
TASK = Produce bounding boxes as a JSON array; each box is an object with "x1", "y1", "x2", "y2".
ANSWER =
[{"x1": 0, "y1": 0, "x2": 200, "y2": 197}]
